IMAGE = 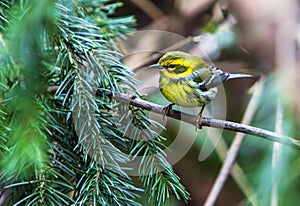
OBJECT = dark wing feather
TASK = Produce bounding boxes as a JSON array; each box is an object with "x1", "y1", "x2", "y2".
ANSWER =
[{"x1": 190, "y1": 66, "x2": 229, "y2": 91}]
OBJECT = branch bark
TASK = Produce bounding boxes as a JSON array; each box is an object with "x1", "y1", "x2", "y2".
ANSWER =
[{"x1": 114, "y1": 93, "x2": 300, "y2": 150}]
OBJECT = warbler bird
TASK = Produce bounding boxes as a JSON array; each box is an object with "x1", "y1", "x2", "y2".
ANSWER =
[{"x1": 150, "y1": 51, "x2": 252, "y2": 128}]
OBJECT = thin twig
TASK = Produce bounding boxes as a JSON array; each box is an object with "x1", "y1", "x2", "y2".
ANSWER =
[
  {"x1": 204, "y1": 79, "x2": 263, "y2": 206},
  {"x1": 114, "y1": 92, "x2": 300, "y2": 150},
  {"x1": 130, "y1": 0, "x2": 169, "y2": 29},
  {"x1": 271, "y1": 100, "x2": 283, "y2": 206}
]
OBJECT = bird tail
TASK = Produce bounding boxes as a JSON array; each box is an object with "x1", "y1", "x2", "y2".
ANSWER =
[{"x1": 227, "y1": 73, "x2": 253, "y2": 80}]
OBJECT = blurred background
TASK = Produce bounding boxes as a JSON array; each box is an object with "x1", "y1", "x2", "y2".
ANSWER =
[
  {"x1": 115, "y1": 0, "x2": 300, "y2": 205},
  {"x1": 0, "y1": 0, "x2": 299, "y2": 205}
]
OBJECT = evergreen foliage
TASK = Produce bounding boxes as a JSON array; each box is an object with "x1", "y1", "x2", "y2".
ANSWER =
[{"x1": 0, "y1": 0, "x2": 190, "y2": 205}]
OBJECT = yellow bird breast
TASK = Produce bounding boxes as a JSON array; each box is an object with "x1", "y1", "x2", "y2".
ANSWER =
[{"x1": 159, "y1": 76, "x2": 217, "y2": 107}]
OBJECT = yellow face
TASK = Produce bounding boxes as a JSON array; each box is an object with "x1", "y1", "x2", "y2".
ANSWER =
[
  {"x1": 157, "y1": 51, "x2": 207, "y2": 79},
  {"x1": 159, "y1": 59, "x2": 193, "y2": 79}
]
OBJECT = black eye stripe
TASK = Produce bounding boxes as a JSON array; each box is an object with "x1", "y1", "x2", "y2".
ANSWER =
[{"x1": 165, "y1": 64, "x2": 187, "y2": 73}]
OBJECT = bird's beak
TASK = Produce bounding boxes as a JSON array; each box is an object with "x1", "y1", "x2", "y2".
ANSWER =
[{"x1": 149, "y1": 63, "x2": 164, "y2": 70}]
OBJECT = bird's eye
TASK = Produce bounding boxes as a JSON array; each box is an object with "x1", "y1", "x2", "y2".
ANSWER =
[{"x1": 168, "y1": 64, "x2": 176, "y2": 69}]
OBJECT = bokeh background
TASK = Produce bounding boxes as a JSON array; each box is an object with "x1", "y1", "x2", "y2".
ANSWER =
[
  {"x1": 116, "y1": 0, "x2": 300, "y2": 205},
  {"x1": 0, "y1": 0, "x2": 299, "y2": 205}
]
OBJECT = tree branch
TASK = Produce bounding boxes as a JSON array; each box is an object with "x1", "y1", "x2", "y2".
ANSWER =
[{"x1": 114, "y1": 93, "x2": 300, "y2": 150}]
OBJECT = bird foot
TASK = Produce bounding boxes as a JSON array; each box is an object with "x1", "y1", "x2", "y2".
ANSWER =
[
  {"x1": 194, "y1": 106, "x2": 205, "y2": 131},
  {"x1": 161, "y1": 103, "x2": 174, "y2": 121},
  {"x1": 194, "y1": 114, "x2": 203, "y2": 130}
]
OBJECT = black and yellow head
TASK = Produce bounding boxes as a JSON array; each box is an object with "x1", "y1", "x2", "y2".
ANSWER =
[{"x1": 150, "y1": 51, "x2": 208, "y2": 79}]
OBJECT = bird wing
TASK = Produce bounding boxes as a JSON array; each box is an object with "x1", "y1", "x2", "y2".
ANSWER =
[{"x1": 189, "y1": 66, "x2": 229, "y2": 91}]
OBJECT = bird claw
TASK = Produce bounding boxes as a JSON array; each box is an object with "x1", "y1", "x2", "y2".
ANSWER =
[
  {"x1": 194, "y1": 114, "x2": 203, "y2": 131},
  {"x1": 194, "y1": 105, "x2": 205, "y2": 131},
  {"x1": 161, "y1": 103, "x2": 174, "y2": 121}
]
